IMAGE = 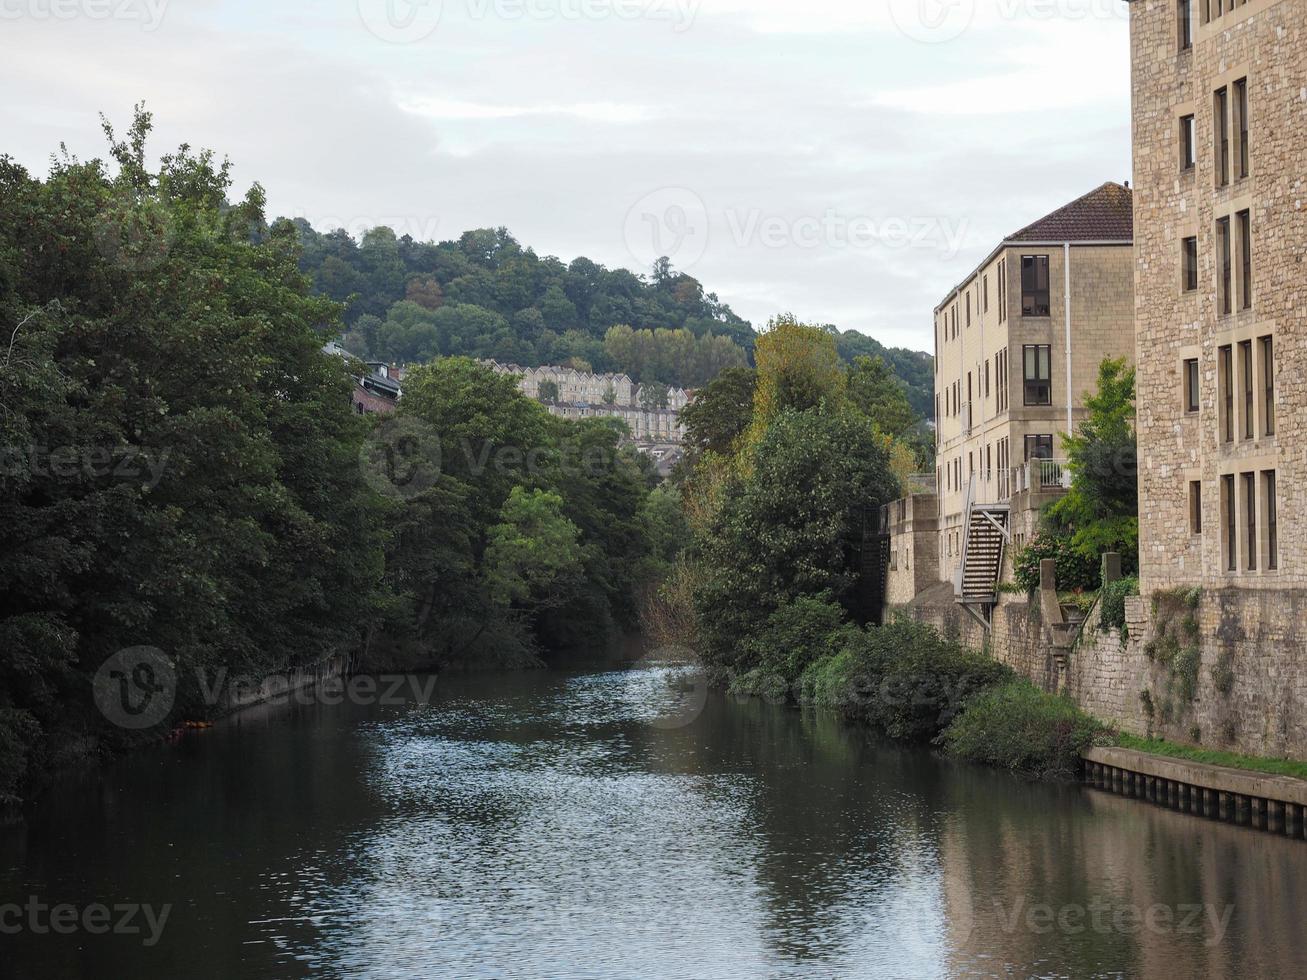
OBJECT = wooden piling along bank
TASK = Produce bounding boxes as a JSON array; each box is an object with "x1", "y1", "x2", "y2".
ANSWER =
[{"x1": 1083, "y1": 747, "x2": 1307, "y2": 839}]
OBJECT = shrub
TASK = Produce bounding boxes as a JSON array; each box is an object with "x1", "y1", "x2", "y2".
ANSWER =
[
  {"x1": 940, "y1": 681, "x2": 1106, "y2": 779},
  {"x1": 737, "y1": 596, "x2": 850, "y2": 687},
  {"x1": 800, "y1": 620, "x2": 1012, "y2": 741},
  {"x1": 1099, "y1": 576, "x2": 1139, "y2": 634},
  {"x1": 1012, "y1": 534, "x2": 1100, "y2": 593}
]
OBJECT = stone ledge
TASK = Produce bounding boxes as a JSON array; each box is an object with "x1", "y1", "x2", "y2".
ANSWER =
[{"x1": 1084, "y1": 746, "x2": 1307, "y2": 807}]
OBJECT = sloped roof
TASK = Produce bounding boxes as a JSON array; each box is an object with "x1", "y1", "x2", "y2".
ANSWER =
[{"x1": 1005, "y1": 181, "x2": 1134, "y2": 243}]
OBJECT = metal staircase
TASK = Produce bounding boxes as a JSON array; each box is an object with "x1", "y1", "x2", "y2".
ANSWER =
[{"x1": 953, "y1": 476, "x2": 1011, "y2": 628}]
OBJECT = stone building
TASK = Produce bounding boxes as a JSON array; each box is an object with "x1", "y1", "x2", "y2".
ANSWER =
[
  {"x1": 1108, "y1": 0, "x2": 1307, "y2": 758},
  {"x1": 911, "y1": 183, "x2": 1136, "y2": 620},
  {"x1": 1130, "y1": 0, "x2": 1299, "y2": 594},
  {"x1": 486, "y1": 361, "x2": 689, "y2": 444},
  {"x1": 885, "y1": 2, "x2": 1307, "y2": 761}
]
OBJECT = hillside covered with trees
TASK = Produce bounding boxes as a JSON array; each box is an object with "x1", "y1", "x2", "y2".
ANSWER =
[{"x1": 294, "y1": 222, "x2": 935, "y2": 416}]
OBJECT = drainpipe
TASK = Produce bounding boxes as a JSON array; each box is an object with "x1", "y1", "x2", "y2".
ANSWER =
[{"x1": 1064, "y1": 242, "x2": 1073, "y2": 440}]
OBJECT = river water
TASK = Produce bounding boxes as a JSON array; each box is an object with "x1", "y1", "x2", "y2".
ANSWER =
[{"x1": 1, "y1": 661, "x2": 1304, "y2": 979}]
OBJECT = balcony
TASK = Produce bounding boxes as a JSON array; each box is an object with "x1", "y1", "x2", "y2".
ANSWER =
[{"x1": 1011, "y1": 458, "x2": 1071, "y2": 495}]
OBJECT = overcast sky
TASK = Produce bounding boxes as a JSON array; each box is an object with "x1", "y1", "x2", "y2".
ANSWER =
[{"x1": 1, "y1": 0, "x2": 1131, "y2": 352}]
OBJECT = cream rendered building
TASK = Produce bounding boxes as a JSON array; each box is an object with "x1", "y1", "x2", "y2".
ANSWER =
[{"x1": 931, "y1": 183, "x2": 1136, "y2": 604}]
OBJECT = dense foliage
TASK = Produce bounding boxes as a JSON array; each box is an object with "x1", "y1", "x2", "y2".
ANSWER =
[
  {"x1": 940, "y1": 681, "x2": 1106, "y2": 778},
  {"x1": 800, "y1": 619, "x2": 1013, "y2": 741},
  {"x1": 1012, "y1": 532, "x2": 1102, "y2": 594},
  {"x1": 0, "y1": 111, "x2": 673, "y2": 804},
  {"x1": 674, "y1": 316, "x2": 906, "y2": 683}
]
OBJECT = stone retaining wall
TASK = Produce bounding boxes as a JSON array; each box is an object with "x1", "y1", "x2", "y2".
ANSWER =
[{"x1": 892, "y1": 586, "x2": 1307, "y2": 760}]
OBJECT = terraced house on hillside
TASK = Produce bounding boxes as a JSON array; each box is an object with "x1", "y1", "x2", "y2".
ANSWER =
[{"x1": 883, "y1": 183, "x2": 1136, "y2": 624}]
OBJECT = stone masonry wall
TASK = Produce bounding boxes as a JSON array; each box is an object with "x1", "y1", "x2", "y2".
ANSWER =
[
  {"x1": 1132, "y1": 0, "x2": 1307, "y2": 592},
  {"x1": 894, "y1": 584, "x2": 1307, "y2": 760}
]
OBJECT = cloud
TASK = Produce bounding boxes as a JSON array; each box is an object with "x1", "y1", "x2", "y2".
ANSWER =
[
  {"x1": 0, "y1": 0, "x2": 1132, "y2": 351},
  {"x1": 398, "y1": 96, "x2": 657, "y2": 123}
]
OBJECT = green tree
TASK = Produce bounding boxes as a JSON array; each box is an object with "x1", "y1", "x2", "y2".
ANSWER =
[
  {"x1": 679, "y1": 367, "x2": 756, "y2": 459},
  {"x1": 846, "y1": 355, "x2": 918, "y2": 438},
  {"x1": 539, "y1": 380, "x2": 559, "y2": 404},
  {"x1": 695, "y1": 408, "x2": 900, "y2": 670},
  {"x1": 0, "y1": 108, "x2": 389, "y2": 799},
  {"x1": 1047, "y1": 357, "x2": 1138, "y2": 571},
  {"x1": 484, "y1": 487, "x2": 583, "y2": 608}
]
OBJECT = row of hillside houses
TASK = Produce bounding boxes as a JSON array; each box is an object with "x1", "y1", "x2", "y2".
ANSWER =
[
  {"x1": 881, "y1": 0, "x2": 1307, "y2": 760},
  {"x1": 484, "y1": 362, "x2": 690, "y2": 444},
  {"x1": 319, "y1": 347, "x2": 692, "y2": 444}
]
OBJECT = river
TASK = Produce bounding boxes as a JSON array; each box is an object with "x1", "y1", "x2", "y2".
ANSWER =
[{"x1": 1, "y1": 660, "x2": 1304, "y2": 979}]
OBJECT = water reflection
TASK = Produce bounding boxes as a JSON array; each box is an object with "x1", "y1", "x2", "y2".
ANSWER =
[{"x1": 1, "y1": 665, "x2": 1304, "y2": 978}]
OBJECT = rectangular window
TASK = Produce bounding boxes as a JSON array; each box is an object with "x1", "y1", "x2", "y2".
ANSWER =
[
  {"x1": 1219, "y1": 345, "x2": 1234, "y2": 442},
  {"x1": 1181, "y1": 114, "x2": 1196, "y2": 170},
  {"x1": 1190, "y1": 481, "x2": 1202, "y2": 535},
  {"x1": 1264, "y1": 470, "x2": 1278, "y2": 570},
  {"x1": 1024, "y1": 435, "x2": 1054, "y2": 461},
  {"x1": 1023, "y1": 344, "x2": 1052, "y2": 406},
  {"x1": 998, "y1": 260, "x2": 1006, "y2": 323},
  {"x1": 1223, "y1": 474, "x2": 1236, "y2": 572},
  {"x1": 1021, "y1": 255, "x2": 1051, "y2": 316},
  {"x1": 1234, "y1": 77, "x2": 1249, "y2": 180},
  {"x1": 994, "y1": 349, "x2": 1005, "y2": 412},
  {"x1": 1180, "y1": 0, "x2": 1194, "y2": 50},
  {"x1": 1261, "y1": 335, "x2": 1274, "y2": 435},
  {"x1": 1184, "y1": 358, "x2": 1200, "y2": 414},
  {"x1": 1182, "y1": 236, "x2": 1199, "y2": 292},
  {"x1": 1240, "y1": 340, "x2": 1254, "y2": 439},
  {"x1": 983, "y1": 275, "x2": 989, "y2": 313},
  {"x1": 984, "y1": 360, "x2": 991, "y2": 399},
  {"x1": 1244, "y1": 472, "x2": 1257, "y2": 571},
  {"x1": 1215, "y1": 87, "x2": 1230, "y2": 187},
  {"x1": 1217, "y1": 217, "x2": 1232, "y2": 315},
  {"x1": 966, "y1": 293, "x2": 972, "y2": 327},
  {"x1": 1238, "y1": 209, "x2": 1252, "y2": 310}
]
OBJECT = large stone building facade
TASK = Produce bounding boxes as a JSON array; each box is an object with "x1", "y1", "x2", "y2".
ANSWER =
[{"x1": 1131, "y1": 0, "x2": 1301, "y2": 593}]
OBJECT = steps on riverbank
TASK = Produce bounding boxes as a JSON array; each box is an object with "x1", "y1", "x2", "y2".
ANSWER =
[{"x1": 1083, "y1": 746, "x2": 1307, "y2": 839}]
